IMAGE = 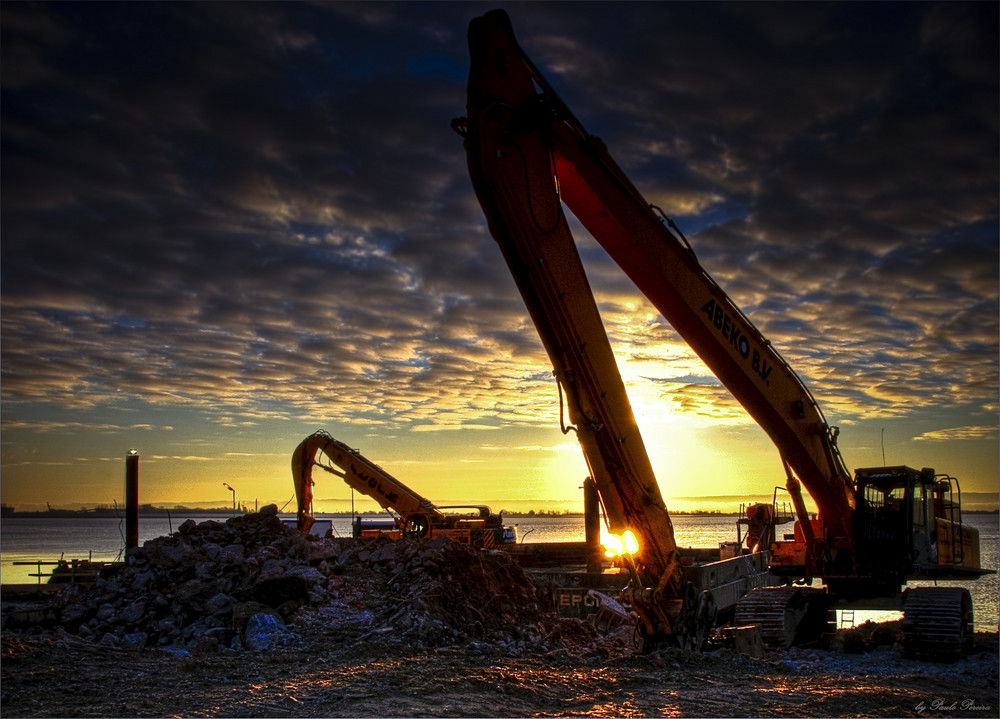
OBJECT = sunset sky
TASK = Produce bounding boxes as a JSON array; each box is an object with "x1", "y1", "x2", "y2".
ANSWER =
[{"x1": 2, "y1": 2, "x2": 997, "y2": 514}]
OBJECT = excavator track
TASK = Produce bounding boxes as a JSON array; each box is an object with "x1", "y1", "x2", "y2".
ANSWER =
[
  {"x1": 734, "y1": 586, "x2": 829, "y2": 649},
  {"x1": 901, "y1": 587, "x2": 973, "y2": 661}
]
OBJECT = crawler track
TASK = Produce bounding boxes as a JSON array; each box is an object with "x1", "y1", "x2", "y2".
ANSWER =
[
  {"x1": 901, "y1": 586, "x2": 973, "y2": 661},
  {"x1": 734, "y1": 586, "x2": 825, "y2": 648}
]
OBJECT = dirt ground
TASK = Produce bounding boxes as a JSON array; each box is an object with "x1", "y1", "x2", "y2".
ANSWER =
[{"x1": 2, "y1": 624, "x2": 996, "y2": 718}]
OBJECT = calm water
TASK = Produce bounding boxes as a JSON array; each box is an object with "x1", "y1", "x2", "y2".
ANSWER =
[{"x1": 3, "y1": 512, "x2": 996, "y2": 630}]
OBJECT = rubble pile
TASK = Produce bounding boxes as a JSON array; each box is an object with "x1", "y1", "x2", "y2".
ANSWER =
[
  {"x1": 56, "y1": 505, "x2": 317, "y2": 651},
  {"x1": 356, "y1": 532, "x2": 548, "y2": 646},
  {"x1": 40, "y1": 505, "x2": 595, "y2": 655}
]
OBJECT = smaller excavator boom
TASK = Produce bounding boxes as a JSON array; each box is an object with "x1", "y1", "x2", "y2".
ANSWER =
[
  {"x1": 292, "y1": 430, "x2": 515, "y2": 547},
  {"x1": 293, "y1": 430, "x2": 441, "y2": 533}
]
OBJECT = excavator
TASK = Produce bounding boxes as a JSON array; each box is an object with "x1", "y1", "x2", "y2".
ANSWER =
[
  {"x1": 455, "y1": 9, "x2": 989, "y2": 658},
  {"x1": 292, "y1": 430, "x2": 516, "y2": 548}
]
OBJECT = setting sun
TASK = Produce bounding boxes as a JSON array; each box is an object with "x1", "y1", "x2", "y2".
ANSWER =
[{"x1": 602, "y1": 528, "x2": 640, "y2": 559}]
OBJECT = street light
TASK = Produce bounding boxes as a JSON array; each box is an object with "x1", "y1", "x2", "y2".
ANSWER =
[{"x1": 222, "y1": 482, "x2": 236, "y2": 515}]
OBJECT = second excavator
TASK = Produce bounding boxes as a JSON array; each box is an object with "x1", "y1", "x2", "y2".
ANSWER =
[{"x1": 292, "y1": 430, "x2": 516, "y2": 548}]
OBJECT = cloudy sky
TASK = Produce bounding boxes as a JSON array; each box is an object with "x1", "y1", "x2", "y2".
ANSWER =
[{"x1": 2, "y1": 2, "x2": 997, "y2": 513}]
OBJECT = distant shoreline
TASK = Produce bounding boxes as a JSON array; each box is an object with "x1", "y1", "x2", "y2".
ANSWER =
[
  {"x1": 0, "y1": 508, "x2": 741, "y2": 518},
  {"x1": 3, "y1": 506, "x2": 997, "y2": 519},
  {"x1": 0, "y1": 507, "x2": 748, "y2": 519}
]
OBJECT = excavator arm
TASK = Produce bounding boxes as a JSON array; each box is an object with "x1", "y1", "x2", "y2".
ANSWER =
[
  {"x1": 461, "y1": 11, "x2": 689, "y2": 642},
  {"x1": 460, "y1": 11, "x2": 855, "y2": 582},
  {"x1": 292, "y1": 430, "x2": 442, "y2": 533},
  {"x1": 546, "y1": 75, "x2": 856, "y2": 561}
]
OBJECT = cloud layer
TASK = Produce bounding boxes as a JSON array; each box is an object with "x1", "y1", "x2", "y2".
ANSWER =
[{"x1": 2, "y1": 2, "x2": 997, "y2": 467}]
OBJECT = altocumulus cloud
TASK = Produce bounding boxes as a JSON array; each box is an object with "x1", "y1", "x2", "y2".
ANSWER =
[{"x1": 2, "y1": 2, "x2": 996, "y2": 440}]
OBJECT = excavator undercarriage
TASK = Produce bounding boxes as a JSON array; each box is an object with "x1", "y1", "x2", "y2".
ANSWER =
[{"x1": 735, "y1": 583, "x2": 976, "y2": 661}]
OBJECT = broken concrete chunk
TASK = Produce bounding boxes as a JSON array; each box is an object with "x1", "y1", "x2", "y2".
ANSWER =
[
  {"x1": 217, "y1": 544, "x2": 245, "y2": 563},
  {"x1": 243, "y1": 612, "x2": 286, "y2": 651},
  {"x1": 306, "y1": 538, "x2": 341, "y2": 562},
  {"x1": 119, "y1": 601, "x2": 146, "y2": 625},
  {"x1": 204, "y1": 593, "x2": 233, "y2": 616},
  {"x1": 122, "y1": 631, "x2": 148, "y2": 650},
  {"x1": 285, "y1": 565, "x2": 325, "y2": 584}
]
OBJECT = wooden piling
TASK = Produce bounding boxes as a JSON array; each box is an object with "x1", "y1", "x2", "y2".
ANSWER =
[
  {"x1": 125, "y1": 449, "x2": 139, "y2": 553},
  {"x1": 584, "y1": 476, "x2": 602, "y2": 573}
]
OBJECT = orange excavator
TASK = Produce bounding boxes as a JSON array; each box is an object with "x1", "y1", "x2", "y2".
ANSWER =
[
  {"x1": 456, "y1": 9, "x2": 989, "y2": 657},
  {"x1": 292, "y1": 430, "x2": 516, "y2": 548}
]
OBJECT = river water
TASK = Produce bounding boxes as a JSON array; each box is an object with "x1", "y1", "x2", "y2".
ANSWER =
[{"x1": 2, "y1": 512, "x2": 996, "y2": 630}]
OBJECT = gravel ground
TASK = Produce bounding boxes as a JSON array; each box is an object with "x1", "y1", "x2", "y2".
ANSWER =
[{"x1": 1, "y1": 628, "x2": 996, "y2": 718}]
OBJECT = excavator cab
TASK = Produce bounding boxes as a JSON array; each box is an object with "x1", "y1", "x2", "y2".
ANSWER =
[
  {"x1": 853, "y1": 467, "x2": 928, "y2": 584},
  {"x1": 851, "y1": 467, "x2": 987, "y2": 660},
  {"x1": 854, "y1": 466, "x2": 982, "y2": 580},
  {"x1": 403, "y1": 513, "x2": 431, "y2": 538}
]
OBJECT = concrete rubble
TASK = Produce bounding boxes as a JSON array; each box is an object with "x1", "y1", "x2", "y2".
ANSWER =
[{"x1": 31, "y1": 505, "x2": 617, "y2": 656}]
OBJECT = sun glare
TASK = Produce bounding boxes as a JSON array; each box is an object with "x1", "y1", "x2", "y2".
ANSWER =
[{"x1": 601, "y1": 527, "x2": 640, "y2": 559}]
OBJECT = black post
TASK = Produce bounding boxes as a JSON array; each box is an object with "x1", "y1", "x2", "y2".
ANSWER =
[
  {"x1": 583, "y1": 476, "x2": 602, "y2": 573},
  {"x1": 125, "y1": 449, "x2": 139, "y2": 554}
]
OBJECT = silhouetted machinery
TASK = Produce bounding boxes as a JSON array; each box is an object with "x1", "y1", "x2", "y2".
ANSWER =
[
  {"x1": 293, "y1": 430, "x2": 515, "y2": 547},
  {"x1": 456, "y1": 9, "x2": 990, "y2": 658}
]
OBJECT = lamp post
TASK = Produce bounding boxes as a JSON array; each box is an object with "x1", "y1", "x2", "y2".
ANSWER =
[{"x1": 223, "y1": 482, "x2": 236, "y2": 515}]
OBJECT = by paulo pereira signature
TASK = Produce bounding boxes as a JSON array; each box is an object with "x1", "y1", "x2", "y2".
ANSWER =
[{"x1": 915, "y1": 699, "x2": 993, "y2": 713}]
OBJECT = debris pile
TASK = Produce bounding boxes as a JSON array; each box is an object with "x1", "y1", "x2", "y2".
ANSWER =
[
  {"x1": 54, "y1": 505, "x2": 315, "y2": 651},
  {"x1": 32, "y1": 505, "x2": 604, "y2": 655},
  {"x1": 351, "y1": 532, "x2": 550, "y2": 648},
  {"x1": 831, "y1": 619, "x2": 905, "y2": 655}
]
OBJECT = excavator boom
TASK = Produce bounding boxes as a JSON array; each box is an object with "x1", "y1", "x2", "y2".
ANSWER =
[
  {"x1": 463, "y1": 10, "x2": 684, "y2": 607},
  {"x1": 293, "y1": 430, "x2": 440, "y2": 533},
  {"x1": 292, "y1": 430, "x2": 515, "y2": 548},
  {"x1": 462, "y1": 10, "x2": 855, "y2": 569},
  {"x1": 462, "y1": 12, "x2": 786, "y2": 645}
]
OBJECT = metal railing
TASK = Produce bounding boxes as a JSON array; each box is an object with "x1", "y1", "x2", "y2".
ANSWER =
[{"x1": 11, "y1": 553, "x2": 118, "y2": 585}]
